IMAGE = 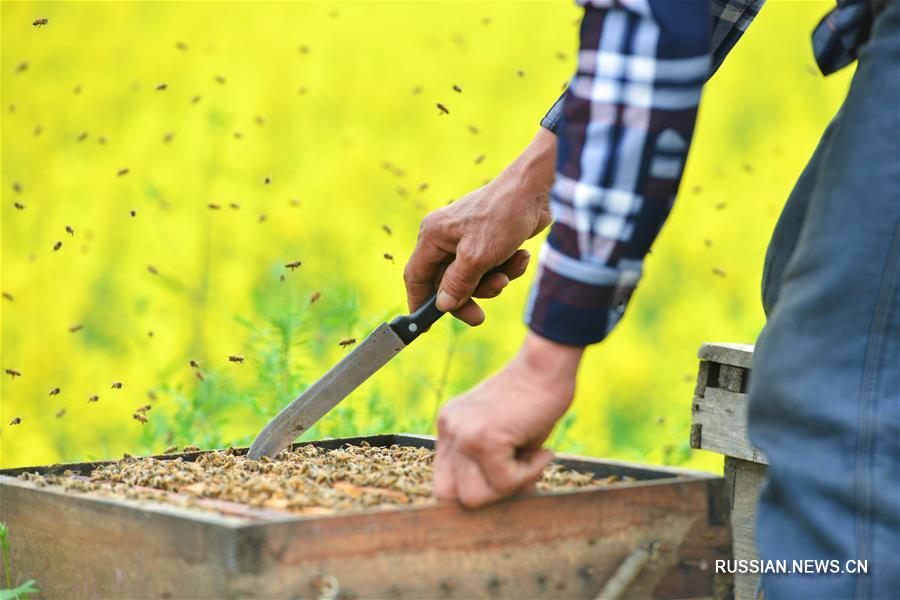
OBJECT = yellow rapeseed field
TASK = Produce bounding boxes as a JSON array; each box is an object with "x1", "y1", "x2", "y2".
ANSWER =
[{"x1": 1, "y1": 1, "x2": 851, "y2": 470}]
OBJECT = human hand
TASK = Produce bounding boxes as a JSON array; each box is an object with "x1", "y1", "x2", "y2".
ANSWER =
[
  {"x1": 403, "y1": 128, "x2": 557, "y2": 326},
  {"x1": 433, "y1": 332, "x2": 584, "y2": 507}
]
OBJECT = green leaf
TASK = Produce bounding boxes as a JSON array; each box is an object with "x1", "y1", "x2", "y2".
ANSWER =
[{"x1": 1, "y1": 580, "x2": 40, "y2": 600}]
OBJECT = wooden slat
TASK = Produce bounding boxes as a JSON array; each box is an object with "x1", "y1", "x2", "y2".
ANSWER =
[
  {"x1": 698, "y1": 342, "x2": 754, "y2": 369},
  {"x1": 691, "y1": 388, "x2": 768, "y2": 464},
  {"x1": 725, "y1": 457, "x2": 767, "y2": 600}
]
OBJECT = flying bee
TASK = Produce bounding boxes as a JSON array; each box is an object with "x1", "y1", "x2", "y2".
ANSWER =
[
  {"x1": 411, "y1": 86, "x2": 423, "y2": 95},
  {"x1": 298, "y1": 86, "x2": 308, "y2": 96},
  {"x1": 715, "y1": 202, "x2": 727, "y2": 210},
  {"x1": 16, "y1": 62, "x2": 28, "y2": 73},
  {"x1": 229, "y1": 202, "x2": 240, "y2": 209},
  {"x1": 191, "y1": 95, "x2": 201, "y2": 104},
  {"x1": 132, "y1": 412, "x2": 148, "y2": 424},
  {"x1": 5, "y1": 368, "x2": 21, "y2": 378},
  {"x1": 117, "y1": 168, "x2": 129, "y2": 176},
  {"x1": 65, "y1": 226, "x2": 75, "y2": 235},
  {"x1": 49, "y1": 387, "x2": 60, "y2": 396},
  {"x1": 258, "y1": 213, "x2": 267, "y2": 223},
  {"x1": 69, "y1": 323, "x2": 83, "y2": 333},
  {"x1": 228, "y1": 355, "x2": 244, "y2": 363},
  {"x1": 196, "y1": 371, "x2": 204, "y2": 381},
  {"x1": 382, "y1": 224, "x2": 392, "y2": 235},
  {"x1": 383, "y1": 253, "x2": 394, "y2": 263},
  {"x1": 339, "y1": 338, "x2": 357, "y2": 348},
  {"x1": 111, "y1": 382, "x2": 123, "y2": 389},
  {"x1": 13, "y1": 202, "x2": 24, "y2": 210},
  {"x1": 452, "y1": 85, "x2": 462, "y2": 93},
  {"x1": 214, "y1": 75, "x2": 226, "y2": 85},
  {"x1": 135, "y1": 404, "x2": 152, "y2": 413},
  {"x1": 56, "y1": 409, "x2": 66, "y2": 418},
  {"x1": 516, "y1": 69, "x2": 525, "y2": 78},
  {"x1": 2, "y1": 292, "x2": 13, "y2": 301},
  {"x1": 33, "y1": 17, "x2": 48, "y2": 27},
  {"x1": 163, "y1": 131, "x2": 174, "y2": 143},
  {"x1": 208, "y1": 203, "x2": 221, "y2": 210},
  {"x1": 98, "y1": 135, "x2": 107, "y2": 145},
  {"x1": 53, "y1": 241, "x2": 62, "y2": 251},
  {"x1": 130, "y1": 209, "x2": 137, "y2": 217},
  {"x1": 474, "y1": 154, "x2": 486, "y2": 164},
  {"x1": 33, "y1": 126, "x2": 42, "y2": 137},
  {"x1": 285, "y1": 260, "x2": 302, "y2": 270},
  {"x1": 289, "y1": 198, "x2": 301, "y2": 207},
  {"x1": 155, "y1": 83, "x2": 167, "y2": 91},
  {"x1": 436, "y1": 103, "x2": 450, "y2": 115},
  {"x1": 88, "y1": 395, "x2": 99, "y2": 403},
  {"x1": 255, "y1": 115, "x2": 265, "y2": 126},
  {"x1": 418, "y1": 182, "x2": 429, "y2": 192},
  {"x1": 555, "y1": 51, "x2": 567, "y2": 60},
  {"x1": 233, "y1": 131, "x2": 243, "y2": 139},
  {"x1": 147, "y1": 265, "x2": 159, "y2": 275},
  {"x1": 712, "y1": 267, "x2": 727, "y2": 278},
  {"x1": 189, "y1": 360, "x2": 200, "y2": 368},
  {"x1": 12, "y1": 182, "x2": 22, "y2": 194},
  {"x1": 176, "y1": 41, "x2": 188, "y2": 50},
  {"x1": 704, "y1": 239, "x2": 713, "y2": 247},
  {"x1": 310, "y1": 291, "x2": 321, "y2": 304},
  {"x1": 468, "y1": 125, "x2": 480, "y2": 135},
  {"x1": 9, "y1": 417, "x2": 21, "y2": 425},
  {"x1": 77, "y1": 132, "x2": 88, "y2": 142}
]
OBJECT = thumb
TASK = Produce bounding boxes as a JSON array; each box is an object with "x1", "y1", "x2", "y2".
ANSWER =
[
  {"x1": 515, "y1": 448, "x2": 555, "y2": 489},
  {"x1": 436, "y1": 251, "x2": 490, "y2": 311}
]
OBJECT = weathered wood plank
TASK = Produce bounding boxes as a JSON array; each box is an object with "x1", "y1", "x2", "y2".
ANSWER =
[
  {"x1": 725, "y1": 457, "x2": 767, "y2": 600},
  {"x1": 718, "y1": 364, "x2": 748, "y2": 394},
  {"x1": 691, "y1": 388, "x2": 768, "y2": 464},
  {"x1": 698, "y1": 343, "x2": 755, "y2": 369}
]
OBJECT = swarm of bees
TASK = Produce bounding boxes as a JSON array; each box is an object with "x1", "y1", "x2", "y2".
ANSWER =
[{"x1": 20, "y1": 443, "x2": 623, "y2": 515}]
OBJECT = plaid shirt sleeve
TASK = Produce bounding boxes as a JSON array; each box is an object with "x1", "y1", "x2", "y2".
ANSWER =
[{"x1": 525, "y1": 0, "x2": 714, "y2": 346}]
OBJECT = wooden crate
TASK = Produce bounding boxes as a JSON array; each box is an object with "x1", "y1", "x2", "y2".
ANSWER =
[
  {"x1": 0, "y1": 434, "x2": 731, "y2": 599},
  {"x1": 691, "y1": 343, "x2": 767, "y2": 600}
]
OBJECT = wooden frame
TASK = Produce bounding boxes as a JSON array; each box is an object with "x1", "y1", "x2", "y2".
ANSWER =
[{"x1": 1, "y1": 434, "x2": 732, "y2": 599}]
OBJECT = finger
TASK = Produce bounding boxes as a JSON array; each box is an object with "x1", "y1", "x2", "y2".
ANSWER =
[
  {"x1": 479, "y1": 447, "x2": 555, "y2": 495},
  {"x1": 496, "y1": 249, "x2": 531, "y2": 283},
  {"x1": 404, "y1": 239, "x2": 450, "y2": 312},
  {"x1": 472, "y1": 271, "x2": 510, "y2": 299},
  {"x1": 432, "y1": 439, "x2": 457, "y2": 500},
  {"x1": 450, "y1": 299, "x2": 485, "y2": 326},
  {"x1": 436, "y1": 248, "x2": 491, "y2": 311},
  {"x1": 454, "y1": 455, "x2": 501, "y2": 508}
]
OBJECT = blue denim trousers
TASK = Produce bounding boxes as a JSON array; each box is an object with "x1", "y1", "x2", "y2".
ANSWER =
[{"x1": 748, "y1": 0, "x2": 900, "y2": 597}]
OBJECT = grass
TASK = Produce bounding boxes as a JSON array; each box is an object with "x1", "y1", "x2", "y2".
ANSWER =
[{"x1": 0, "y1": 524, "x2": 39, "y2": 600}]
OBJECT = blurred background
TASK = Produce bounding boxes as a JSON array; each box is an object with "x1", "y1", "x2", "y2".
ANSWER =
[{"x1": 1, "y1": 1, "x2": 851, "y2": 470}]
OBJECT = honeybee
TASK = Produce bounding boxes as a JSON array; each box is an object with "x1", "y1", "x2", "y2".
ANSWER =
[
  {"x1": 88, "y1": 395, "x2": 99, "y2": 403},
  {"x1": 156, "y1": 83, "x2": 167, "y2": 91},
  {"x1": 228, "y1": 355, "x2": 244, "y2": 363},
  {"x1": 264, "y1": 176, "x2": 271, "y2": 185},
  {"x1": 383, "y1": 253, "x2": 394, "y2": 263},
  {"x1": 435, "y1": 103, "x2": 451, "y2": 116},
  {"x1": 69, "y1": 323, "x2": 83, "y2": 333},
  {"x1": 208, "y1": 203, "x2": 221, "y2": 210},
  {"x1": 289, "y1": 199, "x2": 302, "y2": 207},
  {"x1": 176, "y1": 41, "x2": 188, "y2": 50},
  {"x1": 16, "y1": 62, "x2": 28, "y2": 73},
  {"x1": 13, "y1": 202, "x2": 24, "y2": 210},
  {"x1": 49, "y1": 387, "x2": 60, "y2": 396},
  {"x1": 117, "y1": 168, "x2": 129, "y2": 176},
  {"x1": 56, "y1": 409, "x2": 66, "y2": 418},
  {"x1": 33, "y1": 126, "x2": 42, "y2": 137},
  {"x1": 111, "y1": 382, "x2": 123, "y2": 389},
  {"x1": 233, "y1": 131, "x2": 243, "y2": 139},
  {"x1": 77, "y1": 132, "x2": 88, "y2": 142},
  {"x1": 452, "y1": 85, "x2": 462, "y2": 93},
  {"x1": 411, "y1": 86, "x2": 423, "y2": 95},
  {"x1": 183, "y1": 445, "x2": 200, "y2": 452},
  {"x1": 715, "y1": 202, "x2": 727, "y2": 210},
  {"x1": 12, "y1": 182, "x2": 21, "y2": 194},
  {"x1": 164, "y1": 445, "x2": 179, "y2": 454},
  {"x1": 2, "y1": 292, "x2": 13, "y2": 301},
  {"x1": 310, "y1": 291, "x2": 321, "y2": 304},
  {"x1": 516, "y1": 69, "x2": 525, "y2": 78},
  {"x1": 468, "y1": 125, "x2": 480, "y2": 135},
  {"x1": 33, "y1": 18, "x2": 48, "y2": 27},
  {"x1": 130, "y1": 210, "x2": 137, "y2": 217},
  {"x1": 9, "y1": 417, "x2": 21, "y2": 425},
  {"x1": 417, "y1": 182, "x2": 429, "y2": 192},
  {"x1": 189, "y1": 359, "x2": 200, "y2": 368},
  {"x1": 712, "y1": 267, "x2": 727, "y2": 278},
  {"x1": 163, "y1": 131, "x2": 174, "y2": 143},
  {"x1": 381, "y1": 224, "x2": 392, "y2": 235},
  {"x1": 339, "y1": 338, "x2": 357, "y2": 348},
  {"x1": 133, "y1": 412, "x2": 148, "y2": 424},
  {"x1": 147, "y1": 265, "x2": 159, "y2": 275},
  {"x1": 704, "y1": 239, "x2": 713, "y2": 248},
  {"x1": 53, "y1": 241, "x2": 62, "y2": 251},
  {"x1": 255, "y1": 115, "x2": 265, "y2": 126},
  {"x1": 191, "y1": 95, "x2": 201, "y2": 104},
  {"x1": 298, "y1": 86, "x2": 308, "y2": 96},
  {"x1": 5, "y1": 368, "x2": 21, "y2": 378},
  {"x1": 196, "y1": 371, "x2": 205, "y2": 381},
  {"x1": 258, "y1": 214, "x2": 267, "y2": 223},
  {"x1": 65, "y1": 226, "x2": 75, "y2": 236},
  {"x1": 229, "y1": 202, "x2": 240, "y2": 210},
  {"x1": 214, "y1": 75, "x2": 226, "y2": 85},
  {"x1": 98, "y1": 135, "x2": 108, "y2": 145},
  {"x1": 474, "y1": 154, "x2": 485, "y2": 164},
  {"x1": 135, "y1": 404, "x2": 152, "y2": 413},
  {"x1": 285, "y1": 260, "x2": 302, "y2": 270}
]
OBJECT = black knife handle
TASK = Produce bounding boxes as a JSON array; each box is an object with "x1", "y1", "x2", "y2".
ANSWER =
[{"x1": 389, "y1": 293, "x2": 445, "y2": 344}]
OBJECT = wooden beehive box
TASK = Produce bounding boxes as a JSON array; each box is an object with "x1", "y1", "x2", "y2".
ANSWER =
[
  {"x1": 691, "y1": 343, "x2": 766, "y2": 600},
  {"x1": 1, "y1": 434, "x2": 731, "y2": 599}
]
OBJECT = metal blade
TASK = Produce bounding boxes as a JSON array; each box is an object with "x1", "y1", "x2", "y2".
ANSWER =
[{"x1": 247, "y1": 323, "x2": 405, "y2": 459}]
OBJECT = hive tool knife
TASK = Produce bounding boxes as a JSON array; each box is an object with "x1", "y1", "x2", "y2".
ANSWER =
[{"x1": 247, "y1": 293, "x2": 445, "y2": 459}]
